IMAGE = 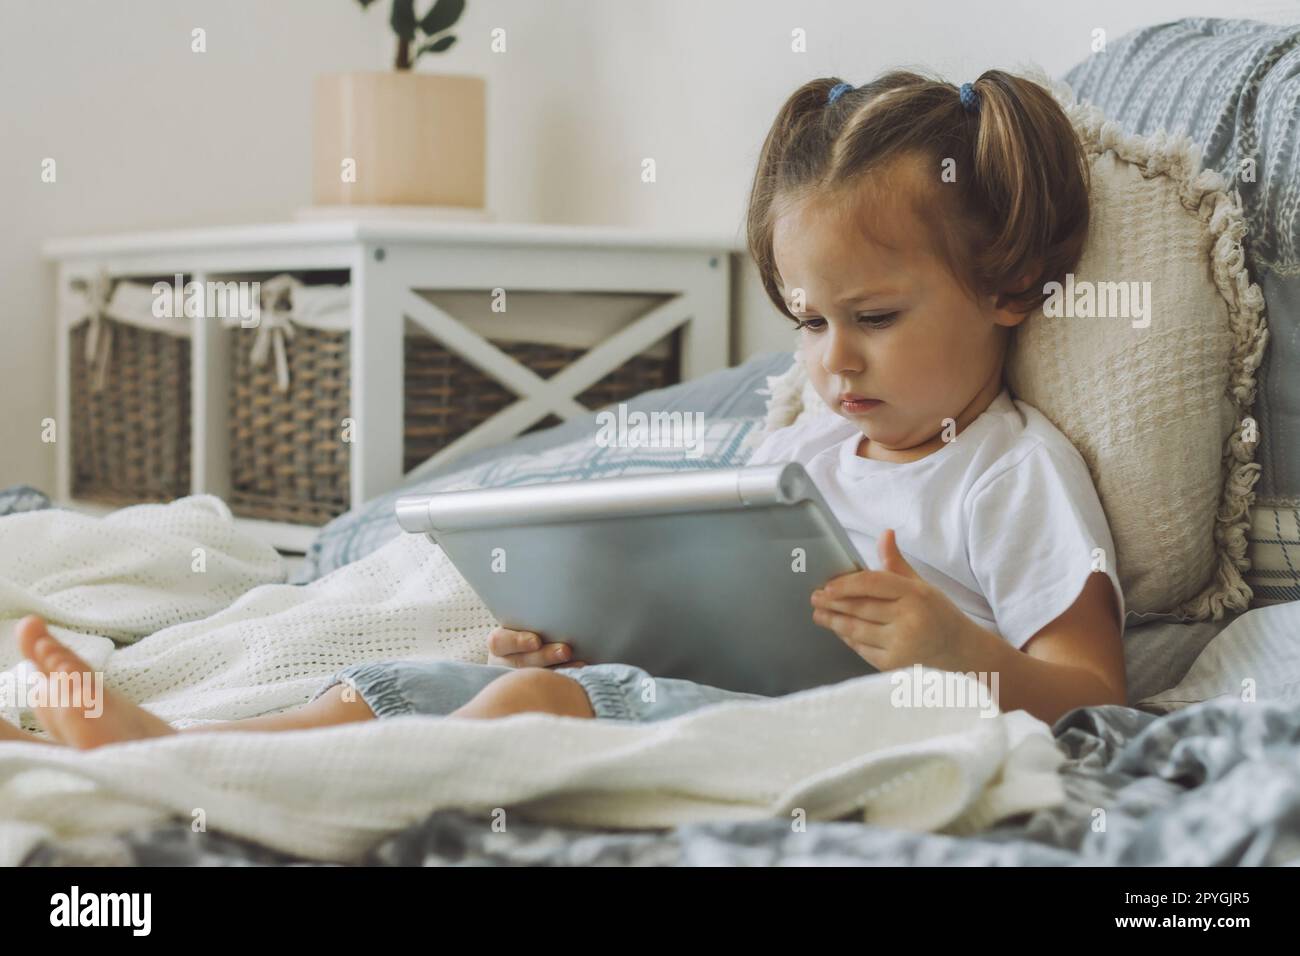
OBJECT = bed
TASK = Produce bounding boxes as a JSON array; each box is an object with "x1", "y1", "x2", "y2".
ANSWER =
[
  {"x1": 12, "y1": 16, "x2": 1300, "y2": 866},
  {"x1": 7, "y1": 347, "x2": 1298, "y2": 867}
]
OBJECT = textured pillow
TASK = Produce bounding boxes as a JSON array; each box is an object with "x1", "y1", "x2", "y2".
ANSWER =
[
  {"x1": 1138, "y1": 601, "x2": 1300, "y2": 714},
  {"x1": 1062, "y1": 19, "x2": 1300, "y2": 612},
  {"x1": 1065, "y1": 18, "x2": 1300, "y2": 507},
  {"x1": 747, "y1": 75, "x2": 1269, "y2": 622}
]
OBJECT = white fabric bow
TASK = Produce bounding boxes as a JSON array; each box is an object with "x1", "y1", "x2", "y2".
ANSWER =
[
  {"x1": 78, "y1": 270, "x2": 115, "y2": 392},
  {"x1": 249, "y1": 274, "x2": 297, "y2": 392}
]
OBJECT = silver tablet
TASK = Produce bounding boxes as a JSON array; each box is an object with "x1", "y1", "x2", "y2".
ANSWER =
[{"x1": 395, "y1": 463, "x2": 874, "y2": 696}]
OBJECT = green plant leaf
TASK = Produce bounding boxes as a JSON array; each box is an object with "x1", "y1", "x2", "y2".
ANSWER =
[
  {"x1": 390, "y1": 0, "x2": 417, "y2": 41},
  {"x1": 356, "y1": 0, "x2": 378, "y2": 9},
  {"x1": 418, "y1": 0, "x2": 465, "y2": 36},
  {"x1": 416, "y1": 34, "x2": 457, "y2": 56}
]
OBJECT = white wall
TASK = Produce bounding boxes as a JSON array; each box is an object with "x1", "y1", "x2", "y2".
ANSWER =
[{"x1": 2, "y1": 0, "x2": 1292, "y2": 491}]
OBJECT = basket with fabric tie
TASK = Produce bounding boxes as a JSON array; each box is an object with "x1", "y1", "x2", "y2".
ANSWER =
[
  {"x1": 224, "y1": 274, "x2": 352, "y2": 525},
  {"x1": 64, "y1": 271, "x2": 192, "y2": 506}
]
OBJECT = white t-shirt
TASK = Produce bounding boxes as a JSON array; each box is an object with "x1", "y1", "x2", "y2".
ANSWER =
[{"x1": 747, "y1": 388, "x2": 1126, "y2": 650}]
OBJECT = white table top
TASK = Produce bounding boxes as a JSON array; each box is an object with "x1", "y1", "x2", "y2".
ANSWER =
[{"x1": 42, "y1": 219, "x2": 744, "y2": 258}]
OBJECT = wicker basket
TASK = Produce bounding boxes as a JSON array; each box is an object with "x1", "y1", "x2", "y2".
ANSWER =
[
  {"x1": 225, "y1": 319, "x2": 680, "y2": 526},
  {"x1": 227, "y1": 324, "x2": 351, "y2": 525},
  {"x1": 403, "y1": 330, "x2": 682, "y2": 474},
  {"x1": 69, "y1": 316, "x2": 191, "y2": 506}
]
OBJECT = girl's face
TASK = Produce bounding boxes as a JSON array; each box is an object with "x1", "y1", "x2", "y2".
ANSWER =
[{"x1": 771, "y1": 156, "x2": 1027, "y2": 462}]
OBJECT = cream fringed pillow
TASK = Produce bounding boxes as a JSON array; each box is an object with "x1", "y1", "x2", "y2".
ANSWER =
[{"x1": 749, "y1": 77, "x2": 1269, "y2": 622}]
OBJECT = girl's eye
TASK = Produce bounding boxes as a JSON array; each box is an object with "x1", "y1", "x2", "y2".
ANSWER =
[{"x1": 794, "y1": 313, "x2": 897, "y2": 331}]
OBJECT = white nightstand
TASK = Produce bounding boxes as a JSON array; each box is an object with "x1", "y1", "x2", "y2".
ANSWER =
[{"x1": 43, "y1": 220, "x2": 737, "y2": 551}]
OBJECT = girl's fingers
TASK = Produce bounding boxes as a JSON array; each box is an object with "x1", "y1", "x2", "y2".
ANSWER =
[
  {"x1": 498, "y1": 643, "x2": 575, "y2": 669},
  {"x1": 487, "y1": 627, "x2": 542, "y2": 657},
  {"x1": 812, "y1": 607, "x2": 889, "y2": 650},
  {"x1": 810, "y1": 593, "x2": 892, "y2": 625},
  {"x1": 819, "y1": 569, "x2": 910, "y2": 601},
  {"x1": 487, "y1": 628, "x2": 578, "y2": 668}
]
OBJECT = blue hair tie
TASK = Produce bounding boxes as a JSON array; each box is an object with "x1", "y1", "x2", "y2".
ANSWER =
[
  {"x1": 959, "y1": 82, "x2": 980, "y2": 114},
  {"x1": 827, "y1": 82, "x2": 854, "y2": 105}
]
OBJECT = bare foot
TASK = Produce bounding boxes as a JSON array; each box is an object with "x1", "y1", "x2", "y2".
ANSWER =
[{"x1": 16, "y1": 615, "x2": 176, "y2": 749}]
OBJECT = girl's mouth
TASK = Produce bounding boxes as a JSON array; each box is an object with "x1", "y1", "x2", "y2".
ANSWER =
[{"x1": 841, "y1": 398, "x2": 882, "y2": 414}]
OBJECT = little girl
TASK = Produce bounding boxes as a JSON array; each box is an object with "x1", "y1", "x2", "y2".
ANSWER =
[{"x1": 0, "y1": 69, "x2": 1126, "y2": 751}]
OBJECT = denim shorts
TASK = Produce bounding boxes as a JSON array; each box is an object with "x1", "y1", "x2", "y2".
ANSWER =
[{"x1": 310, "y1": 658, "x2": 767, "y2": 723}]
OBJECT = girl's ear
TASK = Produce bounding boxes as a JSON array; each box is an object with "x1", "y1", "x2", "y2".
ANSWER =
[
  {"x1": 992, "y1": 303, "x2": 1033, "y2": 329},
  {"x1": 989, "y1": 260, "x2": 1046, "y2": 324},
  {"x1": 987, "y1": 295, "x2": 1030, "y2": 329}
]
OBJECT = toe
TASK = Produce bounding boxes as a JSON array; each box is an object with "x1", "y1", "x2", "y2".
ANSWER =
[
  {"x1": 27, "y1": 629, "x2": 94, "y2": 678},
  {"x1": 51, "y1": 646, "x2": 94, "y2": 678},
  {"x1": 16, "y1": 615, "x2": 49, "y2": 660},
  {"x1": 32, "y1": 635, "x2": 63, "y2": 670},
  {"x1": 33, "y1": 634, "x2": 57, "y2": 663}
]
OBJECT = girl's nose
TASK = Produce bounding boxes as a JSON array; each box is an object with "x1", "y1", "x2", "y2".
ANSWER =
[{"x1": 821, "y1": 328, "x2": 864, "y2": 376}]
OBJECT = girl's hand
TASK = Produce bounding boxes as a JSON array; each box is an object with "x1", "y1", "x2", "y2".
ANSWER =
[
  {"x1": 486, "y1": 626, "x2": 587, "y2": 669},
  {"x1": 810, "y1": 529, "x2": 976, "y2": 672}
]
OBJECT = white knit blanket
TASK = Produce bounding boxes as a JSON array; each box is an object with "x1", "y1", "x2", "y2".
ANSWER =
[{"x1": 0, "y1": 496, "x2": 1065, "y2": 865}]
